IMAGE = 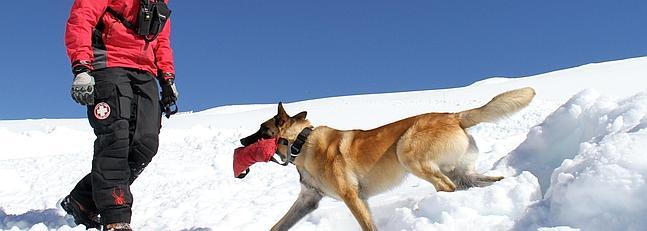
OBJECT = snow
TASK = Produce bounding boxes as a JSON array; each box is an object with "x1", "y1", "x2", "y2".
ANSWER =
[
  {"x1": 1, "y1": 57, "x2": 647, "y2": 230},
  {"x1": 503, "y1": 90, "x2": 647, "y2": 231}
]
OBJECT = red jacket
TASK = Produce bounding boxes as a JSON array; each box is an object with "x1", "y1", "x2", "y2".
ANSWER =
[{"x1": 65, "y1": 0, "x2": 174, "y2": 78}]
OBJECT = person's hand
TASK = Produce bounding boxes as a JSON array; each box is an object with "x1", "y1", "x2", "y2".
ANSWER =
[
  {"x1": 159, "y1": 73, "x2": 178, "y2": 118},
  {"x1": 71, "y1": 72, "x2": 96, "y2": 105},
  {"x1": 160, "y1": 77, "x2": 178, "y2": 106}
]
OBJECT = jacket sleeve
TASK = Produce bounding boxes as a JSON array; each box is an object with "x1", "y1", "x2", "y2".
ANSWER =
[
  {"x1": 65, "y1": 0, "x2": 109, "y2": 65},
  {"x1": 154, "y1": 15, "x2": 175, "y2": 79}
]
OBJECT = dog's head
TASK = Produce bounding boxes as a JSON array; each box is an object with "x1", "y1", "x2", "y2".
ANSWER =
[{"x1": 240, "y1": 102, "x2": 309, "y2": 150}]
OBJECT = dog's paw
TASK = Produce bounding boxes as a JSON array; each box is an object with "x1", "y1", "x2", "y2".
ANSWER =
[
  {"x1": 438, "y1": 181, "x2": 457, "y2": 192},
  {"x1": 486, "y1": 176, "x2": 504, "y2": 182}
]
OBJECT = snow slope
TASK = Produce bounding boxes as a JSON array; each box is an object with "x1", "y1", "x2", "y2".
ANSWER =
[{"x1": 1, "y1": 57, "x2": 646, "y2": 231}]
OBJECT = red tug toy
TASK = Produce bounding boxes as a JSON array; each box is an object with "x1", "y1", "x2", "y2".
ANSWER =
[{"x1": 232, "y1": 137, "x2": 279, "y2": 178}]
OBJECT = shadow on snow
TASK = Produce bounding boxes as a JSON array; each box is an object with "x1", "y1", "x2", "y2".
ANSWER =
[{"x1": 0, "y1": 208, "x2": 73, "y2": 230}]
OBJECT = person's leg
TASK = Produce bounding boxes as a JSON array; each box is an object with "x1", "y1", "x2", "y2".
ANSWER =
[
  {"x1": 69, "y1": 174, "x2": 98, "y2": 211},
  {"x1": 86, "y1": 68, "x2": 135, "y2": 225},
  {"x1": 127, "y1": 70, "x2": 161, "y2": 184},
  {"x1": 62, "y1": 174, "x2": 101, "y2": 228}
]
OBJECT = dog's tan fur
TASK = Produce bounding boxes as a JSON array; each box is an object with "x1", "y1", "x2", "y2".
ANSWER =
[{"x1": 256, "y1": 87, "x2": 535, "y2": 231}]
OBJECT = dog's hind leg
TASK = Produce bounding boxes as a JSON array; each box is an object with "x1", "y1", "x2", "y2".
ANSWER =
[
  {"x1": 446, "y1": 133, "x2": 504, "y2": 189},
  {"x1": 406, "y1": 162, "x2": 457, "y2": 192},
  {"x1": 474, "y1": 174, "x2": 504, "y2": 184},
  {"x1": 396, "y1": 122, "x2": 464, "y2": 192},
  {"x1": 271, "y1": 184, "x2": 323, "y2": 231},
  {"x1": 447, "y1": 169, "x2": 503, "y2": 189}
]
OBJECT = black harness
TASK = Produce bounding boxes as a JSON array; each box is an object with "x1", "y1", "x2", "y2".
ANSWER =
[{"x1": 104, "y1": 0, "x2": 172, "y2": 42}]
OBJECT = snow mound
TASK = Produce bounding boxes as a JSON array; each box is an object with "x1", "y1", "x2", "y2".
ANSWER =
[
  {"x1": 470, "y1": 77, "x2": 512, "y2": 86},
  {"x1": 499, "y1": 89, "x2": 647, "y2": 230}
]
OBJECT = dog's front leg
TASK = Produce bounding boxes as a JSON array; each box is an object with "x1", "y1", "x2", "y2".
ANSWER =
[
  {"x1": 271, "y1": 184, "x2": 323, "y2": 231},
  {"x1": 338, "y1": 186, "x2": 377, "y2": 231}
]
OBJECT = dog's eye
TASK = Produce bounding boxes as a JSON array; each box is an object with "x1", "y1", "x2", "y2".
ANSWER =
[{"x1": 259, "y1": 125, "x2": 275, "y2": 138}]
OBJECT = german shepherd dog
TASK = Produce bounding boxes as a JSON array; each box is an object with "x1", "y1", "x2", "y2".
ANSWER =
[{"x1": 240, "y1": 87, "x2": 535, "y2": 231}]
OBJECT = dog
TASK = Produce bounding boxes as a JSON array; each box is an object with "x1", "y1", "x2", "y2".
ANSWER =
[{"x1": 240, "y1": 87, "x2": 535, "y2": 231}]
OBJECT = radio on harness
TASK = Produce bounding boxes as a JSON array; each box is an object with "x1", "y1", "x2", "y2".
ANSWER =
[{"x1": 106, "y1": 0, "x2": 171, "y2": 42}]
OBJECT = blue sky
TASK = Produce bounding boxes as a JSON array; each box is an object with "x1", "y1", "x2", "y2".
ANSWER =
[{"x1": 1, "y1": 1, "x2": 646, "y2": 120}]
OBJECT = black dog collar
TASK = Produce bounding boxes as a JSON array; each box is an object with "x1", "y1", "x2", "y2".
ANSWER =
[
  {"x1": 271, "y1": 127, "x2": 313, "y2": 166},
  {"x1": 290, "y1": 127, "x2": 313, "y2": 156}
]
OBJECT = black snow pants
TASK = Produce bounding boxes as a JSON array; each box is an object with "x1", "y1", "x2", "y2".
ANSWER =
[{"x1": 69, "y1": 67, "x2": 162, "y2": 225}]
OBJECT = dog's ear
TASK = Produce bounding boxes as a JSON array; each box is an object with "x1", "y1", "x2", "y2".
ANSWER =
[
  {"x1": 293, "y1": 111, "x2": 307, "y2": 120},
  {"x1": 277, "y1": 102, "x2": 289, "y2": 121}
]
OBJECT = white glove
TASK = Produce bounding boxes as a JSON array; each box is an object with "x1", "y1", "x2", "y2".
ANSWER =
[{"x1": 71, "y1": 72, "x2": 96, "y2": 105}]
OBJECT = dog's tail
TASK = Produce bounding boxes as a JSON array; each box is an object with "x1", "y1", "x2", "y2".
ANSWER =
[{"x1": 458, "y1": 87, "x2": 535, "y2": 128}]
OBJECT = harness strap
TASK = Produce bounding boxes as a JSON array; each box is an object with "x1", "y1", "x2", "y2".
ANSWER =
[
  {"x1": 270, "y1": 138, "x2": 290, "y2": 166},
  {"x1": 105, "y1": 7, "x2": 137, "y2": 31},
  {"x1": 105, "y1": 6, "x2": 159, "y2": 42},
  {"x1": 235, "y1": 168, "x2": 250, "y2": 179}
]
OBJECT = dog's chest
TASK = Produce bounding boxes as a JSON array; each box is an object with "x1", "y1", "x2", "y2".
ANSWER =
[{"x1": 297, "y1": 167, "x2": 342, "y2": 200}]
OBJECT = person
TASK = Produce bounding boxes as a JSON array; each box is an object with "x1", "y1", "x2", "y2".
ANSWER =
[{"x1": 61, "y1": 0, "x2": 178, "y2": 230}]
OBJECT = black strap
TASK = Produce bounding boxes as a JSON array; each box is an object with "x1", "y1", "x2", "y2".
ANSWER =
[
  {"x1": 95, "y1": 10, "x2": 106, "y2": 32},
  {"x1": 141, "y1": 0, "x2": 151, "y2": 7},
  {"x1": 105, "y1": 7, "x2": 137, "y2": 31},
  {"x1": 269, "y1": 138, "x2": 290, "y2": 166},
  {"x1": 236, "y1": 168, "x2": 250, "y2": 179},
  {"x1": 269, "y1": 156, "x2": 285, "y2": 165}
]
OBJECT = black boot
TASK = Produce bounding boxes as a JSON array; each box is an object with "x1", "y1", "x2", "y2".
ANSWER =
[{"x1": 60, "y1": 195, "x2": 101, "y2": 229}]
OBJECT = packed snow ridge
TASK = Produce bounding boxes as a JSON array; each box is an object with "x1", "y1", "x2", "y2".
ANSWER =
[{"x1": 1, "y1": 57, "x2": 647, "y2": 231}]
